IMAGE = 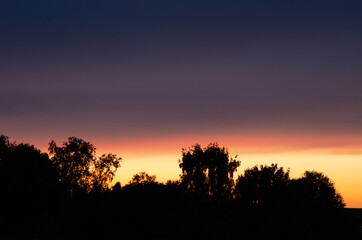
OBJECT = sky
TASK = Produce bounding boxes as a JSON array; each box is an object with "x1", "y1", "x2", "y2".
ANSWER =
[{"x1": 1, "y1": 0, "x2": 362, "y2": 207}]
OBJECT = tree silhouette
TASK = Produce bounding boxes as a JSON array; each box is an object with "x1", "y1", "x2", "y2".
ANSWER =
[
  {"x1": 0, "y1": 135, "x2": 14, "y2": 160},
  {"x1": 291, "y1": 171, "x2": 345, "y2": 208},
  {"x1": 179, "y1": 143, "x2": 240, "y2": 202},
  {"x1": 112, "y1": 181, "x2": 122, "y2": 192},
  {"x1": 0, "y1": 134, "x2": 357, "y2": 239},
  {"x1": 235, "y1": 164, "x2": 290, "y2": 207},
  {"x1": 128, "y1": 172, "x2": 156, "y2": 186},
  {"x1": 121, "y1": 172, "x2": 160, "y2": 205},
  {"x1": 92, "y1": 153, "x2": 121, "y2": 192},
  {"x1": 0, "y1": 138, "x2": 60, "y2": 210},
  {"x1": 48, "y1": 137, "x2": 121, "y2": 195}
]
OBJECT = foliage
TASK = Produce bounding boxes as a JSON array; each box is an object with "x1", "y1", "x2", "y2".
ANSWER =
[
  {"x1": 0, "y1": 134, "x2": 347, "y2": 211},
  {"x1": 235, "y1": 164, "x2": 290, "y2": 207},
  {"x1": 0, "y1": 134, "x2": 355, "y2": 239},
  {"x1": 121, "y1": 172, "x2": 161, "y2": 204},
  {"x1": 235, "y1": 165, "x2": 345, "y2": 208},
  {"x1": 128, "y1": 171, "x2": 156, "y2": 186},
  {"x1": 48, "y1": 137, "x2": 121, "y2": 195},
  {"x1": 179, "y1": 143, "x2": 240, "y2": 202},
  {"x1": 0, "y1": 135, "x2": 15, "y2": 164},
  {"x1": 291, "y1": 171, "x2": 345, "y2": 208},
  {"x1": 92, "y1": 153, "x2": 121, "y2": 191},
  {"x1": 0, "y1": 137, "x2": 60, "y2": 209},
  {"x1": 112, "y1": 181, "x2": 122, "y2": 192}
]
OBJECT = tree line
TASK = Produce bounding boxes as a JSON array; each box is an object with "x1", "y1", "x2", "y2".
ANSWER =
[
  {"x1": 0, "y1": 135, "x2": 344, "y2": 208},
  {"x1": 0, "y1": 134, "x2": 358, "y2": 239}
]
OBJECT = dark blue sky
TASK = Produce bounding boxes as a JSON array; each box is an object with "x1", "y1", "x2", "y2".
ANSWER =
[{"x1": 2, "y1": 0, "x2": 362, "y2": 144}]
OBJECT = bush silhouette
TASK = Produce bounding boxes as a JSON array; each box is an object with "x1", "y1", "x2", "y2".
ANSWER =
[
  {"x1": 235, "y1": 164, "x2": 346, "y2": 208},
  {"x1": 235, "y1": 164, "x2": 291, "y2": 207},
  {"x1": 291, "y1": 171, "x2": 345, "y2": 208}
]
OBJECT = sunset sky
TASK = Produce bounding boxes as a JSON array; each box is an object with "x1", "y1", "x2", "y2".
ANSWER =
[{"x1": 2, "y1": 0, "x2": 362, "y2": 207}]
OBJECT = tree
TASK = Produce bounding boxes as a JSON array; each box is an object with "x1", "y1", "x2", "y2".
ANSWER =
[
  {"x1": 179, "y1": 143, "x2": 240, "y2": 202},
  {"x1": 0, "y1": 135, "x2": 14, "y2": 162},
  {"x1": 128, "y1": 172, "x2": 156, "y2": 186},
  {"x1": 48, "y1": 137, "x2": 121, "y2": 195},
  {"x1": 0, "y1": 138, "x2": 60, "y2": 209},
  {"x1": 291, "y1": 171, "x2": 345, "y2": 208},
  {"x1": 112, "y1": 182, "x2": 122, "y2": 192},
  {"x1": 92, "y1": 153, "x2": 121, "y2": 192},
  {"x1": 121, "y1": 172, "x2": 160, "y2": 201},
  {"x1": 235, "y1": 164, "x2": 290, "y2": 207}
]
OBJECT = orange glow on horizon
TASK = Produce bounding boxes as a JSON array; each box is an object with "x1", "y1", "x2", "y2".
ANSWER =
[{"x1": 93, "y1": 132, "x2": 362, "y2": 157}]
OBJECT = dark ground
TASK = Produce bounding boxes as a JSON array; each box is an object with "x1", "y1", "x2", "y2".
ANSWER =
[{"x1": 1, "y1": 198, "x2": 361, "y2": 240}]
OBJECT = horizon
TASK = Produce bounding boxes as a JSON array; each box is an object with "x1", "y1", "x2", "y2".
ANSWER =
[{"x1": 2, "y1": 1, "x2": 362, "y2": 208}]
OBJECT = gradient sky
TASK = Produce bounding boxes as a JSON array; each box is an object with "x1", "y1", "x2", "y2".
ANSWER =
[{"x1": 2, "y1": 1, "x2": 362, "y2": 207}]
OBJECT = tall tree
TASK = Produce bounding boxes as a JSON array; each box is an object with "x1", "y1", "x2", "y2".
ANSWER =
[
  {"x1": 179, "y1": 143, "x2": 240, "y2": 202},
  {"x1": 49, "y1": 137, "x2": 121, "y2": 195}
]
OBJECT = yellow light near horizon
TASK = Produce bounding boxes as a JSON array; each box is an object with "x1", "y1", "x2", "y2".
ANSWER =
[{"x1": 114, "y1": 154, "x2": 182, "y2": 185}]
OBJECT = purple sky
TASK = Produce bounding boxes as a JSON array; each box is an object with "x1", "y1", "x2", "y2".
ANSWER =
[{"x1": 1, "y1": 0, "x2": 362, "y2": 145}]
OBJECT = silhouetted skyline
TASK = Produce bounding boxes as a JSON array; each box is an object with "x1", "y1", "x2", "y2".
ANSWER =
[{"x1": 1, "y1": 135, "x2": 357, "y2": 239}]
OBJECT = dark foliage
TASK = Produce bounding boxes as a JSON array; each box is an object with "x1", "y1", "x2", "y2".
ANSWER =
[
  {"x1": 0, "y1": 135, "x2": 358, "y2": 239},
  {"x1": 49, "y1": 137, "x2": 121, "y2": 195},
  {"x1": 235, "y1": 164, "x2": 291, "y2": 207},
  {"x1": 291, "y1": 171, "x2": 345, "y2": 208},
  {"x1": 179, "y1": 143, "x2": 240, "y2": 202},
  {"x1": 49, "y1": 137, "x2": 96, "y2": 195},
  {"x1": 0, "y1": 135, "x2": 14, "y2": 159},
  {"x1": 235, "y1": 164, "x2": 345, "y2": 208},
  {"x1": 0, "y1": 137, "x2": 60, "y2": 211}
]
